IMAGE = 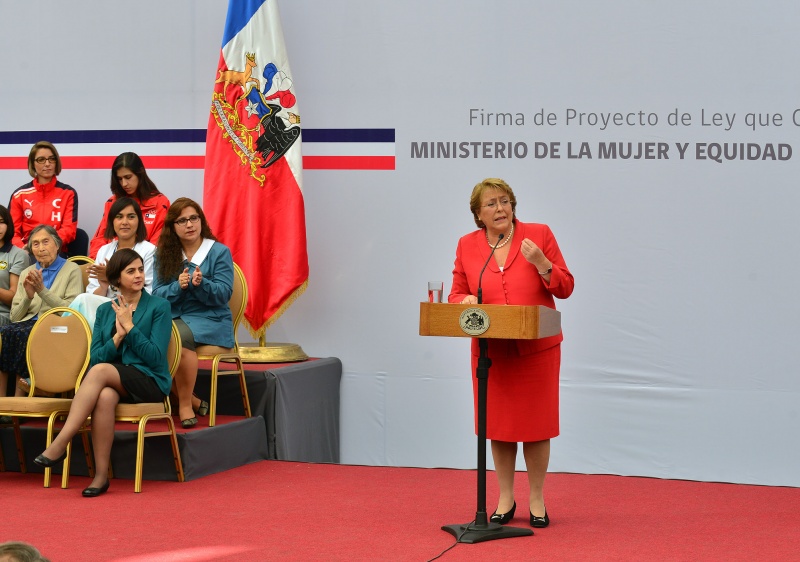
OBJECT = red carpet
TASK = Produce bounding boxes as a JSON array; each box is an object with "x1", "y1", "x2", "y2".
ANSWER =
[{"x1": 3, "y1": 463, "x2": 799, "y2": 561}]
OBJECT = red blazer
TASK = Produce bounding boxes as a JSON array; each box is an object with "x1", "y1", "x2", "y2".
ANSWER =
[{"x1": 448, "y1": 220, "x2": 574, "y2": 356}]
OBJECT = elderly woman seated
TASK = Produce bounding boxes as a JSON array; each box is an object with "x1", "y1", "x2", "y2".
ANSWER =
[{"x1": 0, "y1": 225, "x2": 83, "y2": 404}]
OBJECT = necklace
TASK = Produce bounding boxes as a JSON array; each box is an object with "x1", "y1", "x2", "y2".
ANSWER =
[{"x1": 486, "y1": 222, "x2": 514, "y2": 249}]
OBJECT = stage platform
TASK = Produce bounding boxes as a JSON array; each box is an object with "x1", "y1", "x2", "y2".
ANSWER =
[{"x1": 0, "y1": 356, "x2": 341, "y2": 482}]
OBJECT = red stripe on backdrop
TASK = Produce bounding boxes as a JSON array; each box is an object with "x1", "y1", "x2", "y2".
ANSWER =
[
  {"x1": 302, "y1": 155, "x2": 395, "y2": 170},
  {"x1": 0, "y1": 157, "x2": 26, "y2": 169},
  {"x1": 1, "y1": 155, "x2": 395, "y2": 170},
  {"x1": 0, "y1": 156, "x2": 205, "y2": 169}
]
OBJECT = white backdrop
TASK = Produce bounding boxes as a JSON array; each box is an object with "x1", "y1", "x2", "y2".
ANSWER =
[{"x1": 2, "y1": 1, "x2": 799, "y2": 486}]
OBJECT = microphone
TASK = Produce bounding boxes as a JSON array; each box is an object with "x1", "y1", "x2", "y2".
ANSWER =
[{"x1": 477, "y1": 233, "x2": 503, "y2": 305}]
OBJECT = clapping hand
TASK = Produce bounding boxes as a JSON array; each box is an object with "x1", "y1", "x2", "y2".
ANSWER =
[
  {"x1": 111, "y1": 293, "x2": 134, "y2": 335},
  {"x1": 88, "y1": 262, "x2": 108, "y2": 283},
  {"x1": 191, "y1": 266, "x2": 202, "y2": 287},
  {"x1": 23, "y1": 269, "x2": 44, "y2": 299},
  {"x1": 179, "y1": 268, "x2": 190, "y2": 290}
]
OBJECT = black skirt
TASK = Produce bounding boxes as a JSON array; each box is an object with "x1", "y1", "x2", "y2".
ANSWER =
[
  {"x1": 0, "y1": 318, "x2": 37, "y2": 379},
  {"x1": 113, "y1": 364, "x2": 165, "y2": 404}
]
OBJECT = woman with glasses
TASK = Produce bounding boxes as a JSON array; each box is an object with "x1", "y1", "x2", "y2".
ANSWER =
[
  {"x1": 8, "y1": 141, "x2": 78, "y2": 252},
  {"x1": 87, "y1": 152, "x2": 170, "y2": 259},
  {"x1": 153, "y1": 198, "x2": 234, "y2": 428},
  {"x1": 448, "y1": 178, "x2": 574, "y2": 529}
]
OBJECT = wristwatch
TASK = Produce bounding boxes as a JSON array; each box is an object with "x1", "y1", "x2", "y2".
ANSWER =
[{"x1": 538, "y1": 266, "x2": 552, "y2": 276}]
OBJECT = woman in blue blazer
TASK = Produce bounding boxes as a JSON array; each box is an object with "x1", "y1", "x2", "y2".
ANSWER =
[
  {"x1": 35, "y1": 248, "x2": 173, "y2": 497},
  {"x1": 153, "y1": 198, "x2": 234, "y2": 429}
]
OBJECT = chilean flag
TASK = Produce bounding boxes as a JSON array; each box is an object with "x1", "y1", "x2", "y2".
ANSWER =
[{"x1": 203, "y1": 0, "x2": 308, "y2": 339}]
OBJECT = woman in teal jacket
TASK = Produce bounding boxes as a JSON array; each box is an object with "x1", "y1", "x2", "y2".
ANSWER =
[
  {"x1": 35, "y1": 248, "x2": 173, "y2": 497},
  {"x1": 153, "y1": 197, "x2": 234, "y2": 429}
]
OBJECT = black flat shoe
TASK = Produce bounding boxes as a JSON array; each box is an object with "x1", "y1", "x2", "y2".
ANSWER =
[
  {"x1": 530, "y1": 509, "x2": 550, "y2": 528},
  {"x1": 34, "y1": 451, "x2": 67, "y2": 468},
  {"x1": 490, "y1": 501, "x2": 516, "y2": 525},
  {"x1": 181, "y1": 417, "x2": 198, "y2": 429},
  {"x1": 195, "y1": 400, "x2": 209, "y2": 417},
  {"x1": 82, "y1": 480, "x2": 110, "y2": 497}
]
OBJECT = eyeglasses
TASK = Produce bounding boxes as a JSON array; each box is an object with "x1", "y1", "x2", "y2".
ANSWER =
[
  {"x1": 34, "y1": 156, "x2": 57, "y2": 164},
  {"x1": 482, "y1": 199, "x2": 511, "y2": 210},
  {"x1": 174, "y1": 214, "x2": 201, "y2": 227}
]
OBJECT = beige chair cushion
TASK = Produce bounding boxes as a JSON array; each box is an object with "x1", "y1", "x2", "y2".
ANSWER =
[
  {"x1": 0, "y1": 397, "x2": 74, "y2": 413},
  {"x1": 115, "y1": 402, "x2": 168, "y2": 417}
]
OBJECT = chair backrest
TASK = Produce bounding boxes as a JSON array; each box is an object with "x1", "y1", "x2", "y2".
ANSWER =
[
  {"x1": 67, "y1": 228, "x2": 90, "y2": 258},
  {"x1": 230, "y1": 263, "x2": 248, "y2": 349},
  {"x1": 67, "y1": 256, "x2": 95, "y2": 292},
  {"x1": 26, "y1": 307, "x2": 92, "y2": 395}
]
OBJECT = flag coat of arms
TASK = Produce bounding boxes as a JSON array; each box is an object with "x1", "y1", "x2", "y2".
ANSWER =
[{"x1": 204, "y1": 0, "x2": 308, "y2": 339}]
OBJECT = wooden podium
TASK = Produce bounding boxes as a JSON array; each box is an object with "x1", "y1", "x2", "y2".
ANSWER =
[
  {"x1": 419, "y1": 302, "x2": 562, "y2": 544},
  {"x1": 419, "y1": 302, "x2": 561, "y2": 340}
]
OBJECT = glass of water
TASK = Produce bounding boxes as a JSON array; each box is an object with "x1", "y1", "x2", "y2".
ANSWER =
[{"x1": 428, "y1": 281, "x2": 443, "y2": 303}]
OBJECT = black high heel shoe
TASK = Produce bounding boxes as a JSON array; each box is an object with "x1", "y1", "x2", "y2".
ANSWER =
[
  {"x1": 82, "y1": 480, "x2": 110, "y2": 497},
  {"x1": 34, "y1": 451, "x2": 67, "y2": 468},
  {"x1": 530, "y1": 508, "x2": 550, "y2": 528},
  {"x1": 195, "y1": 400, "x2": 209, "y2": 417},
  {"x1": 490, "y1": 501, "x2": 516, "y2": 525}
]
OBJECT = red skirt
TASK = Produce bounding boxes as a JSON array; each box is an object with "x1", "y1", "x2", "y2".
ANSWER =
[{"x1": 472, "y1": 343, "x2": 561, "y2": 442}]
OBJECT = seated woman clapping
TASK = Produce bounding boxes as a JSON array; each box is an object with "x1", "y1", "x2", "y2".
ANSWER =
[
  {"x1": 153, "y1": 198, "x2": 234, "y2": 429},
  {"x1": 70, "y1": 198, "x2": 156, "y2": 328},
  {"x1": 35, "y1": 249, "x2": 173, "y2": 497},
  {"x1": 0, "y1": 225, "x2": 82, "y2": 400}
]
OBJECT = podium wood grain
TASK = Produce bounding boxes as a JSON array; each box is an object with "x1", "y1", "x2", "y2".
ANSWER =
[{"x1": 419, "y1": 302, "x2": 561, "y2": 340}]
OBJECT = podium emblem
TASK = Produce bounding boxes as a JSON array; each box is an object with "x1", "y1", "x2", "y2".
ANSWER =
[{"x1": 459, "y1": 308, "x2": 490, "y2": 336}]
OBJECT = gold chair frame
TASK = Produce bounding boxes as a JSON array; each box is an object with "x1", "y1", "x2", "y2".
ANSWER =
[
  {"x1": 195, "y1": 262, "x2": 252, "y2": 427},
  {"x1": 0, "y1": 307, "x2": 93, "y2": 488},
  {"x1": 66, "y1": 255, "x2": 95, "y2": 292},
  {"x1": 111, "y1": 321, "x2": 185, "y2": 492}
]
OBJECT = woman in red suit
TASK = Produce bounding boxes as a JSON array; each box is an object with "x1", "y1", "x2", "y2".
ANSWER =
[{"x1": 448, "y1": 178, "x2": 574, "y2": 528}]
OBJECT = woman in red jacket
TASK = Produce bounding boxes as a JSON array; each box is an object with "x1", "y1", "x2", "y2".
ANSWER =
[
  {"x1": 449, "y1": 178, "x2": 574, "y2": 529},
  {"x1": 88, "y1": 152, "x2": 170, "y2": 259},
  {"x1": 8, "y1": 141, "x2": 78, "y2": 252}
]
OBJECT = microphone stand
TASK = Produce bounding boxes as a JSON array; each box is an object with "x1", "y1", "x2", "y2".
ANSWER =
[{"x1": 442, "y1": 233, "x2": 532, "y2": 543}]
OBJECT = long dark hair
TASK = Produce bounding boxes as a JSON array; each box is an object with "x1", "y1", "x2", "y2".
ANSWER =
[
  {"x1": 156, "y1": 197, "x2": 216, "y2": 280},
  {"x1": 110, "y1": 152, "x2": 161, "y2": 200},
  {"x1": 104, "y1": 197, "x2": 147, "y2": 243},
  {"x1": 0, "y1": 205, "x2": 14, "y2": 245}
]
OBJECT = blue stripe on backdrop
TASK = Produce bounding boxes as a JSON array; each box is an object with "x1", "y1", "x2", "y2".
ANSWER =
[{"x1": 0, "y1": 129, "x2": 395, "y2": 144}]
